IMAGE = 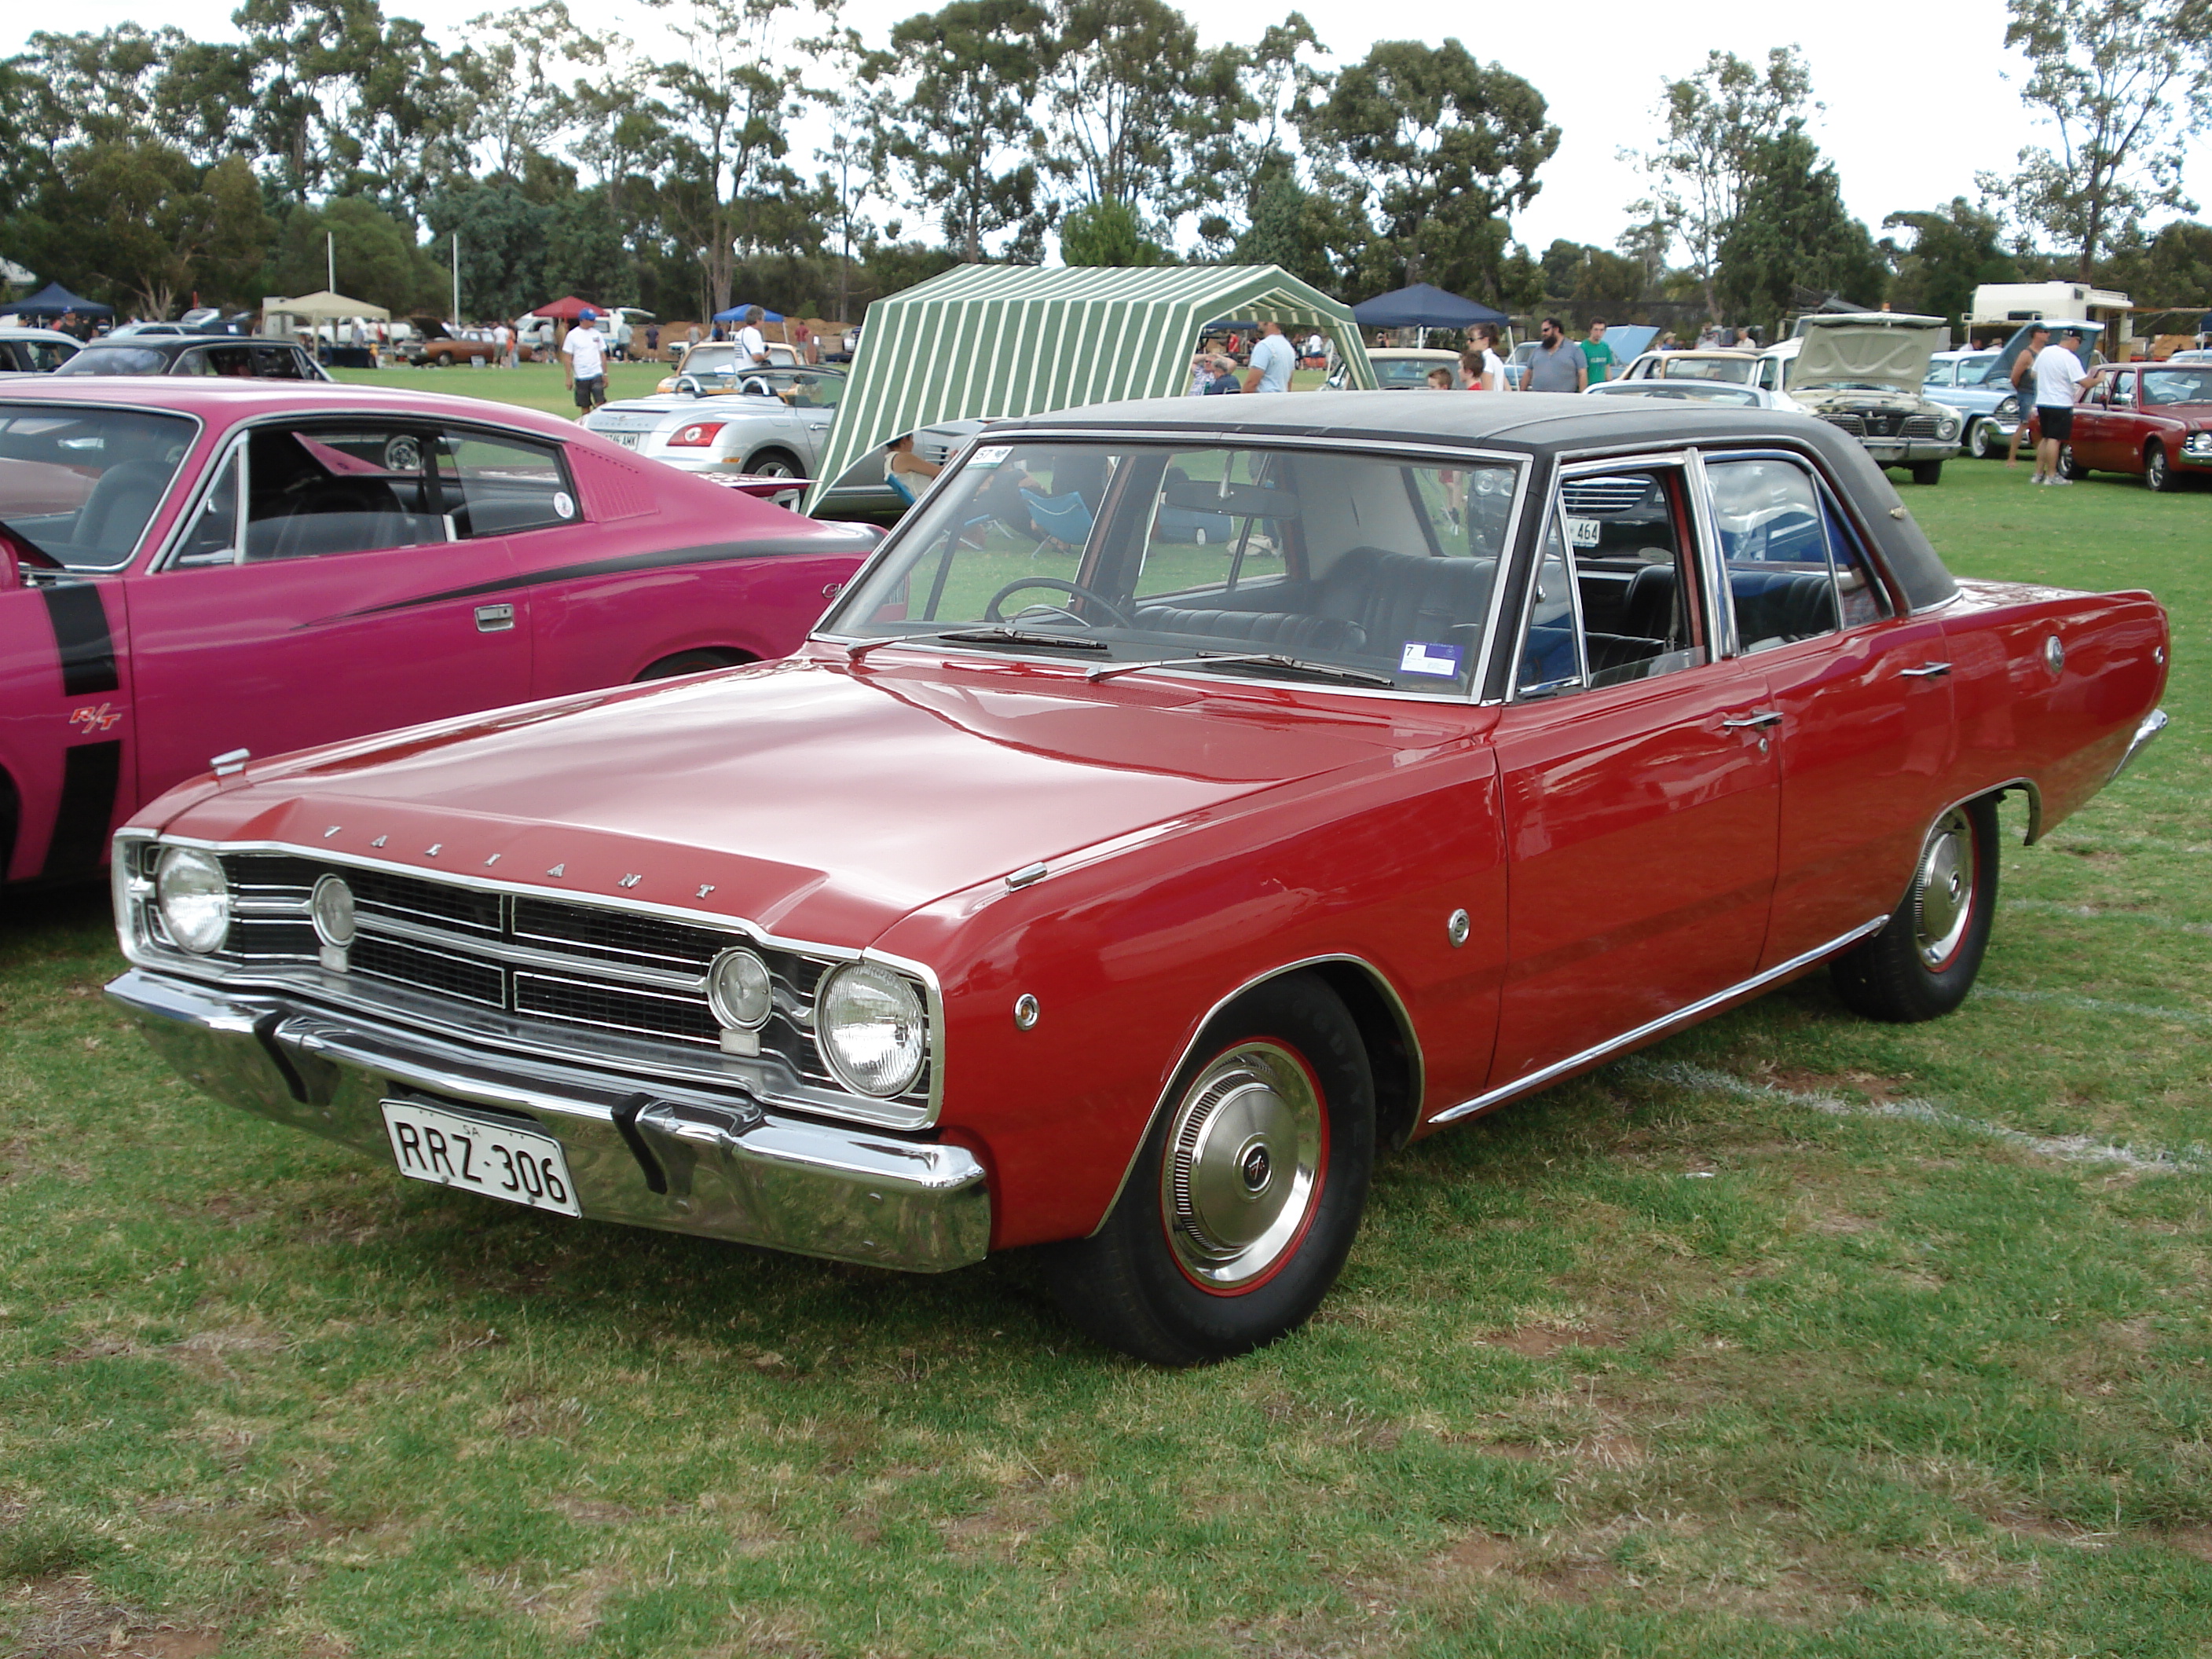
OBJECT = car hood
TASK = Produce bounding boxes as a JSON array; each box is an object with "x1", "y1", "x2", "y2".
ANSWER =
[
  {"x1": 151, "y1": 655, "x2": 1444, "y2": 948},
  {"x1": 1782, "y1": 317, "x2": 1943, "y2": 394}
]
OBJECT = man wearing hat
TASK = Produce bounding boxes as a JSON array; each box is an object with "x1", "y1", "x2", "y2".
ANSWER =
[
  {"x1": 563, "y1": 306, "x2": 610, "y2": 418},
  {"x1": 2030, "y1": 326, "x2": 2090, "y2": 485}
]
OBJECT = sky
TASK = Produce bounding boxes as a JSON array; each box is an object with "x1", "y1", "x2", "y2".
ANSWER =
[{"x1": 11, "y1": 0, "x2": 2211, "y2": 263}]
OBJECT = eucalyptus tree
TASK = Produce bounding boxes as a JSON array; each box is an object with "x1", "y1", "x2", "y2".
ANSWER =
[{"x1": 452, "y1": 1, "x2": 604, "y2": 182}]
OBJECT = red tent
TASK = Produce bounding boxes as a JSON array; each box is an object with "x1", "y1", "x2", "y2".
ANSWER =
[{"x1": 529, "y1": 295, "x2": 605, "y2": 320}]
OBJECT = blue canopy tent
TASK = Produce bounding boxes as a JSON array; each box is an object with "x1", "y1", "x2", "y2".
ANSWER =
[
  {"x1": 712, "y1": 304, "x2": 783, "y2": 323},
  {"x1": 9, "y1": 280, "x2": 113, "y2": 319},
  {"x1": 1350, "y1": 283, "x2": 1508, "y2": 331}
]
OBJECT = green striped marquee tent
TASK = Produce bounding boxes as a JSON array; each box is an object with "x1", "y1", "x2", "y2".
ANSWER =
[{"x1": 801, "y1": 263, "x2": 1376, "y2": 512}]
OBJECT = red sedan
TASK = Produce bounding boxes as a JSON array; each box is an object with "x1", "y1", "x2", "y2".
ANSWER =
[
  {"x1": 0, "y1": 379, "x2": 875, "y2": 884},
  {"x1": 107, "y1": 394, "x2": 2168, "y2": 1364},
  {"x1": 2049, "y1": 360, "x2": 2212, "y2": 489}
]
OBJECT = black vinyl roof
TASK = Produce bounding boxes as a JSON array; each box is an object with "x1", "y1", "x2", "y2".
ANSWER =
[{"x1": 993, "y1": 390, "x2": 1961, "y2": 613}]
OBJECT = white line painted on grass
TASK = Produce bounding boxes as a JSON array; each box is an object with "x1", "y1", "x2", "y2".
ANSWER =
[
  {"x1": 1622, "y1": 1058, "x2": 2212, "y2": 1175},
  {"x1": 2004, "y1": 899, "x2": 2212, "y2": 936},
  {"x1": 1978, "y1": 987, "x2": 2212, "y2": 1028}
]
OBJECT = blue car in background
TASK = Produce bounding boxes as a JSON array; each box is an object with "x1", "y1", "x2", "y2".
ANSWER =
[{"x1": 1926, "y1": 320, "x2": 2111, "y2": 460}]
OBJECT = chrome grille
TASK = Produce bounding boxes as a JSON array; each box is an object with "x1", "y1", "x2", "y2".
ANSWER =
[
  {"x1": 177, "y1": 850, "x2": 928, "y2": 1113},
  {"x1": 1820, "y1": 413, "x2": 1867, "y2": 437},
  {"x1": 1902, "y1": 416, "x2": 1945, "y2": 438},
  {"x1": 1561, "y1": 475, "x2": 1651, "y2": 513}
]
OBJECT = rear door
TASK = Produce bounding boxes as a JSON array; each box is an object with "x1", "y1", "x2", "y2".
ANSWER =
[
  {"x1": 1488, "y1": 459, "x2": 1781, "y2": 1087},
  {"x1": 123, "y1": 417, "x2": 531, "y2": 802}
]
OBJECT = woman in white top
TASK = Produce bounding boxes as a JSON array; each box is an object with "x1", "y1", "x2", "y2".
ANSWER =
[{"x1": 1460, "y1": 324, "x2": 1508, "y2": 391}]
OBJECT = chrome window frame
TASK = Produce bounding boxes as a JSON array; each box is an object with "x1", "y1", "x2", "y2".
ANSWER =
[
  {"x1": 814, "y1": 427, "x2": 1536, "y2": 708},
  {"x1": 114, "y1": 830, "x2": 948, "y2": 1134},
  {"x1": 1692, "y1": 445, "x2": 1902, "y2": 639}
]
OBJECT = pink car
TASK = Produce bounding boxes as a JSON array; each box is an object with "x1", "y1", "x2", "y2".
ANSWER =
[{"x1": 0, "y1": 379, "x2": 874, "y2": 884}]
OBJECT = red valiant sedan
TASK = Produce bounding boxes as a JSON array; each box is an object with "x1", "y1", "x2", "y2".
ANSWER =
[
  {"x1": 2050, "y1": 360, "x2": 2212, "y2": 489},
  {"x1": 107, "y1": 394, "x2": 2169, "y2": 1364},
  {"x1": 0, "y1": 378, "x2": 876, "y2": 884}
]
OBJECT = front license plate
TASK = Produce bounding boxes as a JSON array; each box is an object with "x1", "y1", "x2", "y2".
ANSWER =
[{"x1": 379, "y1": 1098, "x2": 581, "y2": 1217}]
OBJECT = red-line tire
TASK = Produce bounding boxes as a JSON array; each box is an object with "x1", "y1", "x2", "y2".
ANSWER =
[{"x1": 1045, "y1": 974, "x2": 1374, "y2": 1366}]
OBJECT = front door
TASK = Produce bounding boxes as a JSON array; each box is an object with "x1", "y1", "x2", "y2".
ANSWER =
[
  {"x1": 1489, "y1": 462, "x2": 1781, "y2": 1087},
  {"x1": 1701, "y1": 456, "x2": 1956, "y2": 968},
  {"x1": 2068, "y1": 371, "x2": 2120, "y2": 471},
  {"x1": 124, "y1": 418, "x2": 531, "y2": 803}
]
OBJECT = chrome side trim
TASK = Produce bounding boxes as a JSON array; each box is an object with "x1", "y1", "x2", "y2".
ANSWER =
[
  {"x1": 2109, "y1": 708, "x2": 2168, "y2": 784},
  {"x1": 1088, "y1": 953, "x2": 1424, "y2": 1237},
  {"x1": 1426, "y1": 915, "x2": 1888, "y2": 1127},
  {"x1": 104, "y1": 968, "x2": 990, "y2": 1273}
]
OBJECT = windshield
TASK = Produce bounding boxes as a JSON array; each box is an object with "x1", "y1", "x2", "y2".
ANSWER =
[
  {"x1": 53, "y1": 346, "x2": 172, "y2": 376},
  {"x1": 1659, "y1": 357, "x2": 1754, "y2": 384},
  {"x1": 826, "y1": 440, "x2": 1521, "y2": 695},
  {"x1": 0, "y1": 404, "x2": 196, "y2": 569},
  {"x1": 2142, "y1": 368, "x2": 2212, "y2": 405},
  {"x1": 1591, "y1": 382, "x2": 1760, "y2": 407},
  {"x1": 1372, "y1": 357, "x2": 1453, "y2": 388}
]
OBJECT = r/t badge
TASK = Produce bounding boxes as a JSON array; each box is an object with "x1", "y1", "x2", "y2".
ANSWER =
[{"x1": 69, "y1": 702, "x2": 123, "y2": 734}]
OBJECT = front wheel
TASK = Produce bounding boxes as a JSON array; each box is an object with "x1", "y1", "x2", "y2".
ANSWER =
[
  {"x1": 1045, "y1": 975, "x2": 1375, "y2": 1366},
  {"x1": 1830, "y1": 797, "x2": 1998, "y2": 1023},
  {"x1": 1910, "y1": 460, "x2": 1943, "y2": 486},
  {"x1": 1967, "y1": 419, "x2": 2002, "y2": 460},
  {"x1": 2058, "y1": 444, "x2": 2088, "y2": 481},
  {"x1": 2145, "y1": 444, "x2": 2177, "y2": 493}
]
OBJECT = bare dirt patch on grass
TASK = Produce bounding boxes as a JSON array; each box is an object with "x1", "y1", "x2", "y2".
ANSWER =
[{"x1": 5, "y1": 1577, "x2": 224, "y2": 1658}]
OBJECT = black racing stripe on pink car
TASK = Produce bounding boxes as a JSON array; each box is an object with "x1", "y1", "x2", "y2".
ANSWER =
[
  {"x1": 41, "y1": 740, "x2": 122, "y2": 880},
  {"x1": 39, "y1": 583, "x2": 120, "y2": 697},
  {"x1": 323, "y1": 535, "x2": 873, "y2": 621}
]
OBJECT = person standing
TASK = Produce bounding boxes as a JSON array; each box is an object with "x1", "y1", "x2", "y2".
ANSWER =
[
  {"x1": 1242, "y1": 319, "x2": 1295, "y2": 394},
  {"x1": 646, "y1": 322, "x2": 661, "y2": 358},
  {"x1": 1525, "y1": 317, "x2": 1587, "y2": 393},
  {"x1": 735, "y1": 306, "x2": 771, "y2": 369},
  {"x1": 1461, "y1": 324, "x2": 1507, "y2": 391},
  {"x1": 2031, "y1": 327, "x2": 2090, "y2": 485},
  {"x1": 492, "y1": 320, "x2": 512, "y2": 368},
  {"x1": 563, "y1": 306, "x2": 610, "y2": 418},
  {"x1": 2006, "y1": 323, "x2": 2050, "y2": 469},
  {"x1": 1580, "y1": 317, "x2": 1618, "y2": 384}
]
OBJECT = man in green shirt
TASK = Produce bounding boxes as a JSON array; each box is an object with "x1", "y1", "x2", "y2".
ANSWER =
[{"x1": 1580, "y1": 317, "x2": 1618, "y2": 385}]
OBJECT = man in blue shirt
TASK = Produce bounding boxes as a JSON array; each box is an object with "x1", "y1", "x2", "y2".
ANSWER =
[{"x1": 1243, "y1": 320, "x2": 1295, "y2": 394}]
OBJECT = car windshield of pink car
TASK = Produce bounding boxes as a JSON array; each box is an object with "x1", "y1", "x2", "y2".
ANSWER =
[
  {"x1": 0, "y1": 403, "x2": 195, "y2": 569},
  {"x1": 826, "y1": 440, "x2": 1521, "y2": 696}
]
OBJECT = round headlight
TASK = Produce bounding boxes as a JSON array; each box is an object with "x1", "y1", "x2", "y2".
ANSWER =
[
  {"x1": 1939, "y1": 416, "x2": 1959, "y2": 439},
  {"x1": 1995, "y1": 394, "x2": 2020, "y2": 419},
  {"x1": 707, "y1": 947, "x2": 774, "y2": 1030},
  {"x1": 817, "y1": 962, "x2": 928, "y2": 1097},
  {"x1": 309, "y1": 873, "x2": 356, "y2": 947},
  {"x1": 156, "y1": 846, "x2": 230, "y2": 954}
]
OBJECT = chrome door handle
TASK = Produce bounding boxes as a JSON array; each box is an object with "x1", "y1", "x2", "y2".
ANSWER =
[
  {"x1": 474, "y1": 603, "x2": 515, "y2": 632},
  {"x1": 1900, "y1": 661, "x2": 1952, "y2": 678},
  {"x1": 1721, "y1": 711, "x2": 1782, "y2": 730}
]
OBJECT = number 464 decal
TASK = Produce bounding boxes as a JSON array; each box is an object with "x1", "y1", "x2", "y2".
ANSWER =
[{"x1": 69, "y1": 702, "x2": 123, "y2": 734}]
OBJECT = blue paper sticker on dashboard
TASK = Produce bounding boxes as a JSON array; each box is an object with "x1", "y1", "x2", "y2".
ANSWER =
[{"x1": 1398, "y1": 642, "x2": 1463, "y2": 677}]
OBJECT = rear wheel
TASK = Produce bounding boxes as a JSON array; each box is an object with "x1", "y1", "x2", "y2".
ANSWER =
[
  {"x1": 2146, "y1": 443, "x2": 2177, "y2": 492},
  {"x1": 635, "y1": 647, "x2": 754, "y2": 681},
  {"x1": 1910, "y1": 460, "x2": 1943, "y2": 486},
  {"x1": 1830, "y1": 797, "x2": 1998, "y2": 1024},
  {"x1": 745, "y1": 449, "x2": 804, "y2": 510},
  {"x1": 1046, "y1": 974, "x2": 1375, "y2": 1366}
]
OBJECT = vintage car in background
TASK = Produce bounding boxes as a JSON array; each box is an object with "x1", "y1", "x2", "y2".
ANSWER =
[
  {"x1": 405, "y1": 317, "x2": 534, "y2": 367},
  {"x1": 1922, "y1": 349, "x2": 2020, "y2": 459},
  {"x1": 1615, "y1": 349, "x2": 1762, "y2": 387},
  {"x1": 0, "y1": 379, "x2": 877, "y2": 885},
  {"x1": 653, "y1": 339, "x2": 808, "y2": 394},
  {"x1": 2042, "y1": 360, "x2": 2212, "y2": 489},
  {"x1": 50, "y1": 335, "x2": 331, "y2": 382},
  {"x1": 1339, "y1": 347, "x2": 1463, "y2": 389},
  {"x1": 1584, "y1": 376, "x2": 1804, "y2": 412},
  {"x1": 0, "y1": 327, "x2": 81, "y2": 374},
  {"x1": 584, "y1": 367, "x2": 896, "y2": 516},
  {"x1": 1758, "y1": 313, "x2": 1961, "y2": 484},
  {"x1": 108, "y1": 393, "x2": 2167, "y2": 1365}
]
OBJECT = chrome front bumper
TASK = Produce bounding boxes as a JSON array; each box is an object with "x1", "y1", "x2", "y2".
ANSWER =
[{"x1": 107, "y1": 969, "x2": 991, "y2": 1273}]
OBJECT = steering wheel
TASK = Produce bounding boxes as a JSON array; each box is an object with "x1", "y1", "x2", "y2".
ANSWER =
[{"x1": 982, "y1": 577, "x2": 1137, "y2": 629}]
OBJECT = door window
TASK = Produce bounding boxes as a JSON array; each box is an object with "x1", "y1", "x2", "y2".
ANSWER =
[
  {"x1": 1515, "y1": 467, "x2": 1707, "y2": 698},
  {"x1": 243, "y1": 424, "x2": 453, "y2": 560},
  {"x1": 439, "y1": 429, "x2": 577, "y2": 537},
  {"x1": 1705, "y1": 457, "x2": 1883, "y2": 652},
  {"x1": 253, "y1": 345, "x2": 312, "y2": 380}
]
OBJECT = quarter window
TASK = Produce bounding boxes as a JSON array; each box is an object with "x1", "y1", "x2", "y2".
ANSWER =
[{"x1": 439, "y1": 430, "x2": 576, "y2": 536}]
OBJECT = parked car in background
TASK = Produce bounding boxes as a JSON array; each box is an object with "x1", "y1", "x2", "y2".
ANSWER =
[
  {"x1": 1922, "y1": 350, "x2": 2023, "y2": 460},
  {"x1": 405, "y1": 317, "x2": 533, "y2": 367},
  {"x1": 1336, "y1": 347, "x2": 1462, "y2": 389},
  {"x1": 50, "y1": 335, "x2": 330, "y2": 382},
  {"x1": 1616, "y1": 350, "x2": 1762, "y2": 387},
  {"x1": 584, "y1": 367, "x2": 873, "y2": 510},
  {"x1": 0, "y1": 327, "x2": 81, "y2": 374},
  {"x1": 1584, "y1": 377, "x2": 1804, "y2": 413},
  {"x1": 0, "y1": 378, "x2": 877, "y2": 884},
  {"x1": 2044, "y1": 360, "x2": 2212, "y2": 489},
  {"x1": 654, "y1": 339, "x2": 808, "y2": 392},
  {"x1": 1758, "y1": 314, "x2": 1961, "y2": 484},
  {"x1": 108, "y1": 390, "x2": 2166, "y2": 1365}
]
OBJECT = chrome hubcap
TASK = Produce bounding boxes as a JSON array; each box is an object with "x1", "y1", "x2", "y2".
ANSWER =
[
  {"x1": 1160, "y1": 1042, "x2": 1324, "y2": 1291},
  {"x1": 1913, "y1": 808, "x2": 1976, "y2": 969}
]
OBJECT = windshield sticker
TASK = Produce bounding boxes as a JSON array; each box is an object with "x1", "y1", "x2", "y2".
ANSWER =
[
  {"x1": 1398, "y1": 642, "x2": 1463, "y2": 678},
  {"x1": 969, "y1": 445, "x2": 1012, "y2": 468},
  {"x1": 1564, "y1": 515, "x2": 1601, "y2": 547}
]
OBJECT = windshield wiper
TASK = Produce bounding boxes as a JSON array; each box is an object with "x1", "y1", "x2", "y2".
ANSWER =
[
  {"x1": 1090, "y1": 650, "x2": 1396, "y2": 689},
  {"x1": 846, "y1": 625, "x2": 1108, "y2": 661}
]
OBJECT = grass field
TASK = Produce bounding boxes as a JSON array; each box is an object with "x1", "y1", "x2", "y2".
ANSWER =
[{"x1": 2, "y1": 460, "x2": 2208, "y2": 1657}]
